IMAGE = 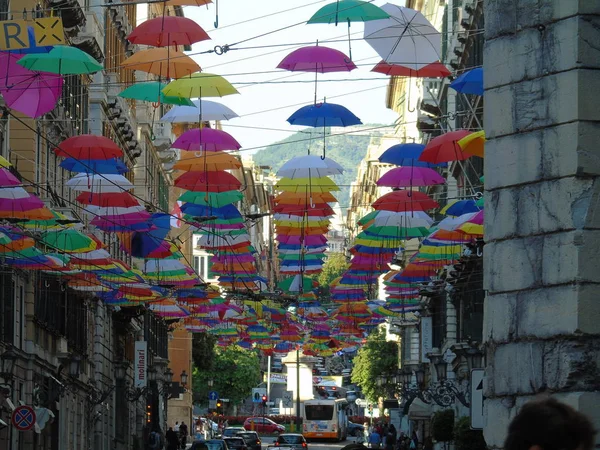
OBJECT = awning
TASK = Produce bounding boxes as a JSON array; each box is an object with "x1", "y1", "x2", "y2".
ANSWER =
[{"x1": 408, "y1": 398, "x2": 432, "y2": 419}]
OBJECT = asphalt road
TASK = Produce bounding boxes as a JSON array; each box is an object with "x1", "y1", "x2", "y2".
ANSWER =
[{"x1": 187, "y1": 436, "x2": 362, "y2": 450}]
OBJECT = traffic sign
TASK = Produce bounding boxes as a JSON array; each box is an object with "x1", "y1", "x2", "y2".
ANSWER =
[
  {"x1": 209, "y1": 400, "x2": 217, "y2": 409},
  {"x1": 470, "y1": 369, "x2": 484, "y2": 430},
  {"x1": 282, "y1": 390, "x2": 293, "y2": 408},
  {"x1": 355, "y1": 399, "x2": 368, "y2": 408},
  {"x1": 12, "y1": 405, "x2": 36, "y2": 431},
  {"x1": 208, "y1": 391, "x2": 219, "y2": 401},
  {"x1": 252, "y1": 388, "x2": 266, "y2": 403}
]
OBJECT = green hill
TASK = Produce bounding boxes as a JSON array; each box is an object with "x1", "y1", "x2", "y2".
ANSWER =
[{"x1": 253, "y1": 125, "x2": 386, "y2": 212}]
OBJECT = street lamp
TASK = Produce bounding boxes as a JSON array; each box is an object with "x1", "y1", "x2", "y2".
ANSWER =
[
  {"x1": 147, "y1": 366, "x2": 157, "y2": 383},
  {"x1": 180, "y1": 370, "x2": 189, "y2": 387},
  {"x1": 164, "y1": 368, "x2": 174, "y2": 384},
  {"x1": 0, "y1": 347, "x2": 17, "y2": 380},
  {"x1": 69, "y1": 354, "x2": 82, "y2": 378}
]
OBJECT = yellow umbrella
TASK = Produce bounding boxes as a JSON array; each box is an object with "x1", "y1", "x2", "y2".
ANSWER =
[
  {"x1": 122, "y1": 48, "x2": 200, "y2": 79},
  {"x1": 275, "y1": 176, "x2": 340, "y2": 193},
  {"x1": 162, "y1": 72, "x2": 238, "y2": 98},
  {"x1": 0, "y1": 155, "x2": 10, "y2": 168},
  {"x1": 458, "y1": 130, "x2": 485, "y2": 157}
]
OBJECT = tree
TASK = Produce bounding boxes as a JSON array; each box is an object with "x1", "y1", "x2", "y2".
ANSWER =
[
  {"x1": 192, "y1": 332, "x2": 217, "y2": 369},
  {"x1": 453, "y1": 416, "x2": 486, "y2": 450},
  {"x1": 313, "y1": 252, "x2": 349, "y2": 300},
  {"x1": 193, "y1": 345, "x2": 261, "y2": 409},
  {"x1": 351, "y1": 327, "x2": 399, "y2": 401}
]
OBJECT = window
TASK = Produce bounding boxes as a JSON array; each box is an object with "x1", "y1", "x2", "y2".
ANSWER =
[
  {"x1": 0, "y1": 270, "x2": 15, "y2": 344},
  {"x1": 305, "y1": 405, "x2": 334, "y2": 421},
  {"x1": 200, "y1": 256, "x2": 206, "y2": 278},
  {"x1": 193, "y1": 256, "x2": 200, "y2": 274}
]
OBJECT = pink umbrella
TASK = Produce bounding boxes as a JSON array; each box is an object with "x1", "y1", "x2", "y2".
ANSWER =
[
  {"x1": 277, "y1": 235, "x2": 328, "y2": 245},
  {"x1": 0, "y1": 193, "x2": 45, "y2": 212},
  {"x1": 0, "y1": 52, "x2": 62, "y2": 119},
  {"x1": 211, "y1": 254, "x2": 255, "y2": 263},
  {"x1": 377, "y1": 166, "x2": 446, "y2": 188},
  {"x1": 171, "y1": 128, "x2": 241, "y2": 152},
  {"x1": 277, "y1": 45, "x2": 356, "y2": 103},
  {"x1": 0, "y1": 168, "x2": 21, "y2": 187}
]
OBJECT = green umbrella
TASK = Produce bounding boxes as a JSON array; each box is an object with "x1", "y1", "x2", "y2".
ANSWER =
[
  {"x1": 18, "y1": 46, "x2": 103, "y2": 75},
  {"x1": 280, "y1": 253, "x2": 326, "y2": 261},
  {"x1": 278, "y1": 275, "x2": 317, "y2": 293},
  {"x1": 179, "y1": 190, "x2": 243, "y2": 208},
  {"x1": 307, "y1": 0, "x2": 389, "y2": 24},
  {"x1": 41, "y1": 229, "x2": 97, "y2": 253},
  {"x1": 118, "y1": 82, "x2": 194, "y2": 106}
]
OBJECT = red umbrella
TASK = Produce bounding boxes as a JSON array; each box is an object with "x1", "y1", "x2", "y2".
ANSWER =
[
  {"x1": 76, "y1": 191, "x2": 140, "y2": 207},
  {"x1": 128, "y1": 16, "x2": 210, "y2": 47},
  {"x1": 55, "y1": 135, "x2": 123, "y2": 160},
  {"x1": 372, "y1": 61, "x2": 450, "y2": 77},
  {"x1": 372, "y1": 190, "x2": 438, "y2": 212},
  {"x1": 174, "y1": 171, "x2": 241, "y2": 192},
  {"x1": 419, "y1": 130, "x2": 472, "y2": 163}
]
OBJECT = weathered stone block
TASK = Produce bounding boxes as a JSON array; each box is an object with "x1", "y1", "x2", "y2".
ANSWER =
[
  {"x1": 485, "y1": 16, "x2": 600, "y2": 89},
  {"x1": 484, "y1": 238, "x2": 543, "y2": 292},
  {"x1": 485, "y1": 122, "x2": 600, "y2": 189},
  {"x1": 490, "y1": 342, "x2": 545, "y2": 396},
  {"x1": 485, "y1": 70, "x2": 600, "y2": 138},
  {"x1": 483, "y1": 397, "x2": 520, "y2": 448},
  {"x1": 483, "y1": 292, "x2": 516, "y2": 344},
  {"x1": 485, "y1": 0, "x2": 600, "y2": 40}
]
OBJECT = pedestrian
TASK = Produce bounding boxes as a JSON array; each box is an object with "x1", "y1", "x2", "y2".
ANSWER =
[
  {"x1": 179, "y1": 421, "x2": 189, "y2": 449},
  {"x1": 174, "y1": 422, "x2": 180, "y2": 435},
  {"x1": 389, "y1": 424, "x2": 397, "y2": 444},
  {"x1": 148, "y1": 426, "x2": 163, "y2": 450},
  {"x1": 504, "y1": 397, "x2": 596, "y2": 450},
  {"x1": 385, "y1": 432, "x2": 395, "y2": 450},
  {"x1": 411, "y1": 431, "x2": 419, "y2": 450},
  {"x1": 397, "y1": 432, "x2": 407, "y2": 450},
  {"x1": 369, "y1": 429, "x2": 382, "y2": 449},
  {"x1": 166, "y1": 427, "x2": 179, "y2": 450},
  {"x1": 203, "y1": 418, "x2": 212, "y2": 440}
]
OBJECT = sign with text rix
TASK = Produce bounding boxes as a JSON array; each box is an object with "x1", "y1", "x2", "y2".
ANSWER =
[
  {"x1": 0, "y1": 18, "x2": 65, "y2": 51},
  {"x1": 134, "y1": 341, "x2": 148, "y2": 388}
]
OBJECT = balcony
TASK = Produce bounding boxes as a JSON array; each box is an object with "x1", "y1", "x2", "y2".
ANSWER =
[
  {"x1": 152, "y1": 122, "x2": 172, "y2": 151},
  {"x1": 72, "y1": 12, "x2": 104, "y2": 63},
  {"x1": 48, "y1": 0, "x2": 86, "y2": 31}
]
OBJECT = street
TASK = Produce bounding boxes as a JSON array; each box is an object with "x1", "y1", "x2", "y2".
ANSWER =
[{"x1": 186, "y1": 436, "x2": 362, "y2": 450}]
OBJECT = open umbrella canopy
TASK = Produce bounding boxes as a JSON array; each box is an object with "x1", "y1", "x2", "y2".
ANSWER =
[
  {"x1": 122, "y1": 48, "x2": 200, "y2": 79},
  {"x1": 372, "y1": 190, "x2": 439, "y2": 212},
  {"x1": 174, "y1": 171, "x2": 241, "y2": 192},
  {"x1": 162, "y1": 73, "x2": 238, "y2": 98},
  {"x1": 277, "y1": 45, "x2": 356, "y2": 73},
  {"x1": 372, "y1": 60, "x2": 450, "y2": 77},
  {"x1": 66, "y1": 174, "x2": 134, "y2": 193},
  {"x1": 458, "y1": 130, "x2": 486, "y2": 157},
  {"x1": 277, "y1": 155, "x2": 344, "y2": 178},
  {"x1": 127, "y1": 16, "x2": 210, "y2": 47},
  {"x1": 171, "y1": 128, "x2": 241, "y2": 152},
  {"x1": 0, "y1": 53, "x2": 62, "y2": 119},
  {"x1": 60, "y1": 158, "x2": 128, "y2": 175},
  {"x1": 55, "y1": 135, "x2": 123, "y2": 160},
  {"x1": 364, "y1": 4, "x2": 441, "y2": 70},
  {"x1": 179, "y1": 190, "x2": 243, "y2": 207},
  {"x1": 377, "y1": 166, "x2": 445, "y2": 187},
  {"x1": 160, "y1": 99, "x2": 239, "y2": 122},
  {"x1": 419, "y1": 130, "x2": 472, "y2": 163},
  {"x1": 76, "y1": 191, "x2": 140, "y2": 207},
  {"x1": 287, "y1": 102, "x2": 362, "y2": 127},
  {"x1": 118, "y1": 82, "x2": 194, "y2": 106},
  {"x1": 275, "y1": 177, "x2": 340, "y2": 193},
  {"x1": 17, "y1": 46, "x2": 103, "y2": 74},
  {"x1": 307, "y1": 0, "x2": 389, "y2": 24},
  {"x1": 0, "y1": 168, "x2": 20, "y2": 187},
  {"x1": 42, "y1": 229, "x2": 98, "y2": 253},
  {"x1": 174, "y1": 152, "x2": 242, "y2": 172},
  {"x1": 274, "y1": 191, "x2": 338, "y2": 204},
  {"x1": 450, "y1": 67, "x2": 483, "y2": 96}
]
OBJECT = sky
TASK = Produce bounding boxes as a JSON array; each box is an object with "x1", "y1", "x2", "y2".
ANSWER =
[{"x1": 182, "y1": 0, "x2": 401, "y2": 153}]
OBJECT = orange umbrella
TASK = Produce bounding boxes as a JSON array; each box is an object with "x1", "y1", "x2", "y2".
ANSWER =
[
  {"x1": 0, "y1": 207, "x2": 55, "y2": 220},
  {"x1": 174, "y1": 152, "x2": 242, "y2": 172},
  {"x1": 122, "y1": 48, "x2": 200, "y2": 79},
  {"x1": 0, "y1": 237, "x2": 36, "y2": 252},
  {"x1": 211, "y1": 262, "x2": 256, "y2": 272}
]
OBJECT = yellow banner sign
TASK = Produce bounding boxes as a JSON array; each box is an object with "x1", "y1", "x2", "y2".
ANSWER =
[{"x1": 0, "y1": 18, "x2": 64, "y2": 51}]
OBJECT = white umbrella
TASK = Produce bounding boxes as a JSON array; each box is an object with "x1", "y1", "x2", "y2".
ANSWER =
[
  {"x1": 197, "y1": 233, "x2": 250, "y2": 248},
  {"x1": 438, "y1": 212, "x2": 478, "y2": 231},
  {"x1": 66, "y1": 174, "x2": 133, "y2": 193},
  {"x1": 144, "y1": 259, "x2": 186, "y2": 273},
  {"x1": 278, "y1": 246, "x2": 328, "y2": 255},
  {"x1": 364, "y1": 4, "x2": 441, "y2": 70},
  {"x1": 83, "y1": 205, "x2": 146, "y2": 217},
  {"x1": 277, "y1": 155, "x2": 344, "y2": 178},
  {"x1": 372, "y1": 210, "x2": 434, "y2": 227},
  {"x1": 159, "y1": 99, "x2": 239, "y2": 123},
  {"x1": 0, "y1": 186, "x2": 30, "y2": 200}
]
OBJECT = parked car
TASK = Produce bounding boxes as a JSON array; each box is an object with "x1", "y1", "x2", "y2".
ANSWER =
[
  {"x1": 347, "y1": 422, "x2": 364, "y2": 437},
  {"x1": 237, "y1": 431, "x2": 262, "y2": 450},
  {"x1": 273, "y1": 433, "x2": 308, "y2": 449},
  {"x1": 191, "y1": 441, "x2": 209, "y2": 450},
  {"x1": 224, "y1": 437, "x2": 248, "y2": 450},
  {"x1": 268, "y1": 408, "x2": 280, "y2": 416},
  {"x1": 223, "y1": 427, "x2": 247, "y2": 438},
  {"x1": 243, "y1": 417, "x2": 285, "y2": 434}
]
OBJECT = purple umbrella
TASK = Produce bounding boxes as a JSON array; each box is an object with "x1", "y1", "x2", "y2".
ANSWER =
[
  {"x1": 277, "y1": 44, "x2": 356, "y2": 104},
  {"x1": 171, "y1": 128, "x2": 241, "y2": 152},
  {"x1": 377, "y1": 166, "x2": 446, "y2": 188},
  {"x1": 0, "y1": 194, "x2": 45, "y2": 212},
  {"x1": 0, "y1": 52, "x2": 62, "y2": 119}
]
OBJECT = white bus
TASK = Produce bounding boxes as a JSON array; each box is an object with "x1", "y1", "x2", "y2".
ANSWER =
[{"x1": 302, "y1": 398, "x2": 349, "y2": 441}]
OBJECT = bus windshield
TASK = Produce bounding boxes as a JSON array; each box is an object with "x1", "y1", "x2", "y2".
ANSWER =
[{"x1": 305, "y1": 405, "x2": 334, "y2": 421}]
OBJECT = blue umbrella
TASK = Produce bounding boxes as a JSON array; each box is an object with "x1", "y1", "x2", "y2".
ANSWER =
[
  {"x1": 8, "y1": 27, "x2": 52, "y2": 54},
  {"x1": 450, "y1": 68, "x2": 483, "y2": 96},
  {"x1": 180, "y1": 203, "x2": 242, "y2": 219},
  {"x1": 128, "y1": 213, "x2": 172, "y2": 257},
  {"x1": 287, "y1": 102, "x2": 362, "y2": 127},
  {"x1": 379, "y1": 143, "x2": 447, "y2": 168},
  {"x1": 60, "y1": 158, "x2": 129, "y2": 174},
  {"x1": 442, "y1": 199, "x2": 481, "y2": 216},
  {"x1": 288, "y1": 101, "x2": 362, "y2": 159}
]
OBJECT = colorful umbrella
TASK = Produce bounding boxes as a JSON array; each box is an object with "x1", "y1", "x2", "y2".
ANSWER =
[
  {"x1": 372, "y1": 60, "x2": 450, "y2": 77},
  {"x1": 17, "y1": 45, "x2": 103, "y2": 74},
  {"x1": 450, "y1": 68, "x2": 483, "y2": 96},
  {"x1": 171, "y1": 127, "x2": 241, "y2": 152},
  {"x1": 160, "y1": 99, "x2": 238, "y2": 122},
  {"x1": 162, "y1": 73, "x2": 238, "y2": 98},
  {"x1": 118, "y1": 81, "x2": 194, "y2": 106},
  {"x1": 277, "y1": 155, "x2": 344, "y2": 178},
  {"x1": 372, "y1": 190, "x2": 439, "y2": 212},
  {"x1": 458, "y1": 130, "x2": 485, "y2": 157},
  {"x1": 122, "y1": 48, "x2": 200, "y2": 79},
  {"x1": 174, "y1": 152, "x2": 242, "y2": 172},
  {"x1": 128, "y1": 16, "x2": 210, "y2": 47},
  {"x1": 55, "y1": 135, "x2": 123, "y2": 160},
  {"x1": 174, "y1": 171, "x2": 241, "y2": 192},
  {"x1": 66, "y1": 174, "x2": 134, "y2": 193},
  {"x1": 377, "y1": 166, "x2": 445, "y2": 187},
  {"x1": 419, "y1": 130, "x2": 472, "y2": 163}
]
